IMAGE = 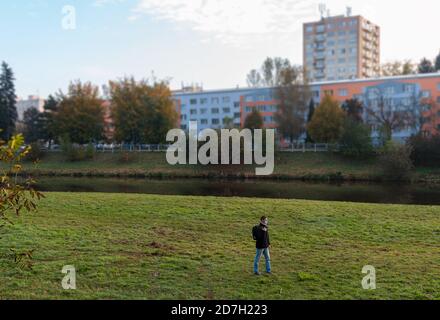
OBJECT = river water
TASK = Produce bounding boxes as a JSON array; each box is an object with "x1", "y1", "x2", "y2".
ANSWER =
[{"x1": 34, "y1": 177, "x2": 440, "y2": 205}]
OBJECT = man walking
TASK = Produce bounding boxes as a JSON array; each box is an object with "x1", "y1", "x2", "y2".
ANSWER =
[{"x1": 252, "y1": 216, "x2": 271, "y2": 275}]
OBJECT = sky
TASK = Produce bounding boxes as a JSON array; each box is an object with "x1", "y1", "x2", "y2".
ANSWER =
[{"x1": 0, "y1": 0, "x2": 439, "y2": 98}]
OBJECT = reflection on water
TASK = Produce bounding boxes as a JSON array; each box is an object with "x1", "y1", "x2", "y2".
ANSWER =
[{"x1": 33, "y1": 177, "x2": 440, "y2": 205}]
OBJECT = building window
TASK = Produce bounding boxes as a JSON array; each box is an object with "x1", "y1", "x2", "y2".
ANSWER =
[
  {"x1": 436, "y1": 96, "x2": 440, "y2": 103},
  {"x1": 211, "y1": 97, "x2": 219, "y2": 104},
  {"x1": 339, "y1": 89, "x2": 348, "y2": 97},
  {"x1": 404, "y1": 84, "x2": 414, "y2": 93},
  {"x1": 437, "y1": 83, "x2": 440, "y2": 91},
  {"x1": 222, "y1": 97, "x2": 231, "y2": 103},
  {"x1": 234, "y1": 102, "x2": 240, "y2": 108},
  {"x1": 306, "y1": 26, "x2": 313, "y2": 33},
  {"x1": 190, "y1": 109, "x2": 197, "y2": 115},
  {"x1": 212, "y1": 119, "x2": 220, "y2": 125},
  {"x1": 200, "y1": 98, "x2": 208, "y2": 105},
  {"x1": 190, "y1": 99, "x2": 197, "y2": 105},
  {"x1": 324, "y1": 90, "x2": 334, "y2": 96},
  {"x1": 201, "y1": 119, "x2": 208, "y2": 125},
  {"x1": 245, "y1": 96, "x2": 253, "y2": 102},
  {"x1": 421, "y1": 90, "x2": 431, "y2": 98},
  {"x1": 200, "y1": 108, "x2": 207, "y2": 114},
  {"x1": 223, "y1": 108, "x2": 231, "y2": 113},
  {"x1": 211, "y1": 108, "x2": 219, "y2": 114}
]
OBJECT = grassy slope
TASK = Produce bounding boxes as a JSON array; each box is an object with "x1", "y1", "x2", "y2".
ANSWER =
[
  {"x1": 1, "y1": 193, "x2": 439, "y2": 300},
  {"x1": 17, "y1": 152, "x2": 440, "y2": 181},
  {"x1": 20, "y1": 152, "x2": 385, "y2": 180}
]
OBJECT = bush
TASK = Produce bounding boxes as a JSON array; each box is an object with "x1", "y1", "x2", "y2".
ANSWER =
[
  {"x1": 379, "y1": 141, "x2": 413, "y2": 181},
  {"x1": 60, "y1": 137, "x2": 95, "y2": 162},
  {"x1": 407, "y1": 134, "x2": 440, "y2": 167},
  {"x1": 339, "y1": 119, "x2": 374, "y2": 158},
  {"x1": 26, "y1": 142, "x2": 44, "y2": 162}
]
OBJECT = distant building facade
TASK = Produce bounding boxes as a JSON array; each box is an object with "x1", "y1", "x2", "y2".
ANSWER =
[
  {"x1": 16, "y1": 95, "x2": 45, "y2": 121},
  {"x1": 172, "y1": 73, "x2": 440, "y2": 143},
  {"x1": 303, "y1": 12, "x2": 380, "y2": 82}
]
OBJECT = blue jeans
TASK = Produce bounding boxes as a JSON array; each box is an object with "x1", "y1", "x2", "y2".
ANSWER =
[{"x1": 254, "y1": 248, "x2": 271, "y2": 273}]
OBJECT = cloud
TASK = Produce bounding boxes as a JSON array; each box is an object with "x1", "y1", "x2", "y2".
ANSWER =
[{"x1": 130, "y1": 0, "x2": 319, "y2": 46}]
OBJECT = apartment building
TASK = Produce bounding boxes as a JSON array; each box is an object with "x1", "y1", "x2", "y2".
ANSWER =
[
  {"x1": 172, "y1": 73, "x2": 440, "y2": 142},
  {"x1": 16, "y1": 95, "x2": 45, "y2": 121},
  {"x1": 172, "y1": 87, "x2": 252, "y2": 132},
  {"x1": 303, "y1": 11, "x2": 380, "y2": 82}
]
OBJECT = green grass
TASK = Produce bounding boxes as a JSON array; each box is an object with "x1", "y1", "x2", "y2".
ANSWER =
[
  {"x1": 1, "y1": 193, "x2": 439, "y2": 300},
  {"x1": 20, "y1": 152, "x2": 384, "y2": 180},
  {"x1": 16, "y1": 152, "x2": 440, "y2": 182}
]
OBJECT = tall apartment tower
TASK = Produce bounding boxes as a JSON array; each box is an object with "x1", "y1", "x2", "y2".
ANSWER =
[{"x1": 303, "y1": 9, "x2": 380, "y2": 82}]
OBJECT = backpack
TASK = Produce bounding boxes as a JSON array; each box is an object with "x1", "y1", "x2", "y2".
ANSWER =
[{"x1": 252, "y1": 225, "x2": 259, "y2": 240}]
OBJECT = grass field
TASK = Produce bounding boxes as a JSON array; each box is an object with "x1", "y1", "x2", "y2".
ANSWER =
[
  {"x1": 21, "y1": 152, "x2": 383, "y2": 179},
  {"x1": 1, "y1": 193, "x2": 439, "y2": 300},
  {"x1": 16, "y1": 152, "x2": 440, "y2": 182}
]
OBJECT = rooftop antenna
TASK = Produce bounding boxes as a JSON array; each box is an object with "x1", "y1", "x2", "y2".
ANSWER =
[
  {"x1": 318, "y1": 3, "x2": 326, "y2": 19},
  {"x1": 346, "y1": 6, "x2": 352, "y2": 17}
]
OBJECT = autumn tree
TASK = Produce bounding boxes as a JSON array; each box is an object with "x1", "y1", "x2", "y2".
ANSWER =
[
  {"x1": 55, "y1": 81, "x2": 104, "y2": 144},
  {"x1": 381, "y1": 61, "x2": 404, "y2": 77},
  {"x1": 110, "y1": 77, "x2": 178, "y2": 144},
  {"x1": 1, "y1": 134, "x2": 44, "y2": 268},
  {"x1": 243, "y1": 109, "x2": 263, "y2": 130},
  {"x1": 308, "y1": 94, "x2": 345, "y2": 143},
  {"x1": 402, "y1": 60, "x2": 416, "y2": 75},
  {"x1": 246, "y1": 57, "x2": 304, "y2": 87}
]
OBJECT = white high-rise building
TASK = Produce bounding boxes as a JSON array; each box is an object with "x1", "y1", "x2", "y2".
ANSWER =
[{"x1": 16, "y1": 95, "x2": 45, "y2": 121}]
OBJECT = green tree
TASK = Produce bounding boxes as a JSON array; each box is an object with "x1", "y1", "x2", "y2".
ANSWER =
[
  {"x1": 417, "y1": 58, "x2": 435, "y2": 74},
  {"x1": 39, "y1": 95, "x2": 59, "y2": 147},
  {"x1": 339, "y1": 119, "x2": 373, "y2": 158},
  {"x1": 0, "y1": 62, "x2": 18, "y2": 141},
  {"x1": 23, "y1": 107, "x2": 41, "y2": 143},
  {"x1": 55, "y1": 81, "x2": 104, "y2": 144},
  {"x1": 110, "y1": 77, "x2": 178, "y2": 144},
  {"x1": 305, "y1": 99, "x2": 315, "y2": 143},
  {"x1": 308, "y1": 94, "x2": 345, "y2": 143},
  {"x1": 342, "y1": 98, "x2": 364, "y2": 123},
  {"x1": 435, "y1": 52, "x2": 440, "y2": 72},
  {"x1": 243, "y1": 109, "x2": 263, "y2": 130}
]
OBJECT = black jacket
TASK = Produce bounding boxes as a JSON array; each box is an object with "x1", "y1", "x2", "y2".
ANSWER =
[{"x1": 253, "y1": 224, "x2": 270, "y2": 249}]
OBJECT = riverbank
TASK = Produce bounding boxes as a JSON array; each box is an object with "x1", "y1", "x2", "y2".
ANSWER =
[
  {"x1": 17, "y1": 152, "x2": 440, "y2": 183},
  {"x1": 1, "y1": 193, "x2": 439, "y2": 299}
]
